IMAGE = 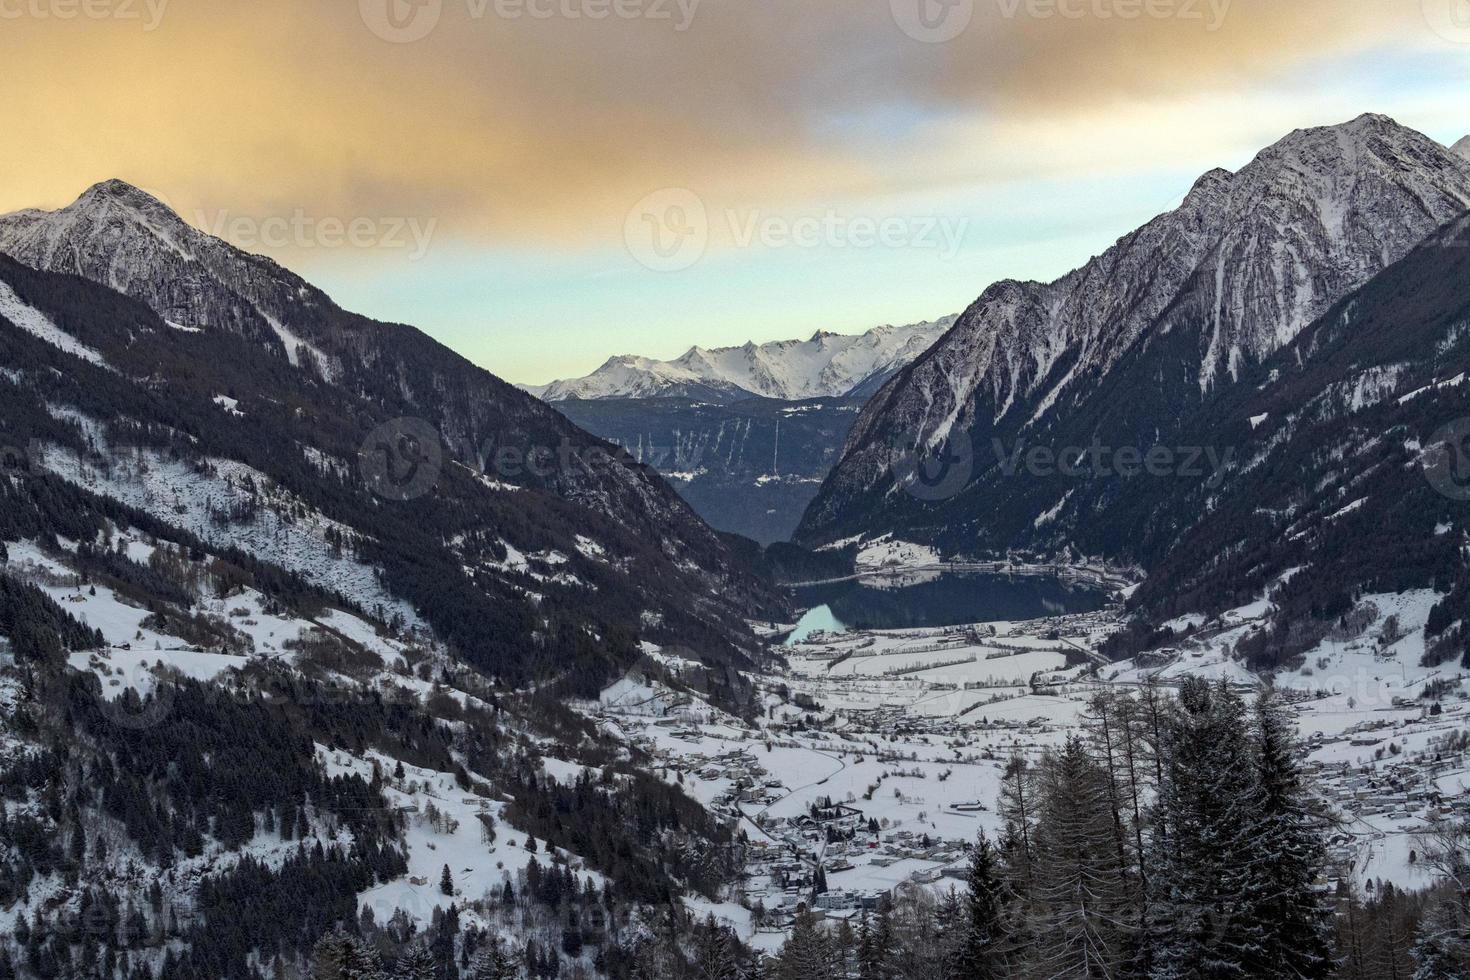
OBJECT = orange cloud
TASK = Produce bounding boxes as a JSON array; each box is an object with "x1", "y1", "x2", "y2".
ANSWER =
[{"x1": 0, "y1": 0, "x2": 1452, "y2": 255}]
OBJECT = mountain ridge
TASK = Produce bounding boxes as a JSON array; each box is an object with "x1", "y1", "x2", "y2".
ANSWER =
[
  {"x1": 525, "y1": 316, "x2": 957, "y2": 403},
  {"x1": 798, "y1": 113, "x2": 1470, "y2": 551},
  {"x1": 0, "y1": 180, "x2": 785, "y2": 684}
]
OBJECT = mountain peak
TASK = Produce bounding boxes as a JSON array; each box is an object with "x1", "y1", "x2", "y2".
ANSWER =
[
  {"x1": 1184, "y1": 167, "x2": 1235, "y2": 203},
  {"x1": 532, "y1": 318, "x2": 956, "y2": 402},
  {"x1": 79, "y1": 178, "x2": 159, "y2": 204},
  {"x1": 71, "y1": 179, "x2": 181, "y2": 222},
  {"x1": 1453, "y1": 136, "x2": 1470, "y2": 161}
]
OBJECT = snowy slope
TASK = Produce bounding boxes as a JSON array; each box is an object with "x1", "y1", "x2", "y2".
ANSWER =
[
  {"x1": 801, "y1": 114, "x2": 1470, "y2": 547},
  {"x1": 531, "y1": 318, "x2": 956, "y2": 403}
]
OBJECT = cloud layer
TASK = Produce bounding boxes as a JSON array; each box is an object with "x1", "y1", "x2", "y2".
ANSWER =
[{"x1": 2, "y1": 0, "x2": 1458, "y2": 250}]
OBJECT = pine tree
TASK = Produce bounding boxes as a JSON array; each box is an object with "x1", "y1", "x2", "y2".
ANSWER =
[
  {"x1": 1029, "y1": 737, "x2": 1129, "y2": 978},
  {"x1": 693, "y1": 916, "x2": 741, "y2": 980},
  {"x1": 394, "y1": 939, "x2": 436, "y2": 980},
  {"x1": 952, "y1": 832, "x2": 1010, "y2": 979},
  {"x1": 440, "y1": 863, "x2": 455, "y2": 897},
  {"x1": 309, "y1": 932, "x2": 352, "y2": 980},
  {"x1": 997, "y1": 753, "x2": 1037, "y2": 906},
  {"x1": 1244, "y1": 689, "x2": 1334, "y2": 977},
  {"x1": 1410, "y1": 893, "x2": 1470, "y2": 979},
  {"x1": 1148, "y1": 679, "x2": 1266, "y2": 980},
  {"x1": 467, "y1": 938, "x2": 518, "y2": 980},
  {"x1": 777, "y1": 909, "x2": 836, "y2": 980},
  {"x1": 856, "y1": 905, "x2": 890, "y2": 980},
  {"x1": 1409, "y1": 815, "x2": 1470, "y2": 979}
]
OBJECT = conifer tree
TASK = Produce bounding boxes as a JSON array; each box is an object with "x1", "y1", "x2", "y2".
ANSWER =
[
  {"x1": 394, "y1": 939, "x2": 436, "y2": 980},
  {"x1": 953, "y1": 831, "x2": 1010, "y2": 979},
  {"x1": 1148, "y1": 679, "x2": 1266, "y2": 980},
  {"x1": 1029, "y1": 737, "x2": 1129, "y2": 978},
  {"x1": 693, "y1": 915, "x2": 741, "y2": 980},
  {"x1": 1244, "y1": 689, "x2": 1334, "y2": 977},
  {"x1": 776, "y1": 909, "x2": 836, "y2": 980}
]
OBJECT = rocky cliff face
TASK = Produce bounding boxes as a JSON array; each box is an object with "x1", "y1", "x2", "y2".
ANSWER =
[{"x1": 799, "y1": 115, "x2": 1470, "y2": 553}]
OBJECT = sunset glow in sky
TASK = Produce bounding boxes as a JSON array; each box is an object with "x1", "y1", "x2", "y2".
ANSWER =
[{"x1": 4, "y1": 0, "x2": 1468, "y2": 383}]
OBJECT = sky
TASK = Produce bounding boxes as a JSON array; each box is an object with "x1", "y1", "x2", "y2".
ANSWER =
[{"x1": 2, "y1": 0, "x2": 1468, "y2": 385}]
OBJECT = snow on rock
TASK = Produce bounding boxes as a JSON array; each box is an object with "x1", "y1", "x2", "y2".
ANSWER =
[
  {"x1": 530, "y1": 317, "x2": 957, "y2": 402},
  {"x1": 855, "y1": 537, "x2": 942, "y2": 571},
  {"x1": 34, "y1": 429, "x2": 422, "y2": 630},
  {"x1": 0, "y1": 277, "x2": 110, "y2": 368}
]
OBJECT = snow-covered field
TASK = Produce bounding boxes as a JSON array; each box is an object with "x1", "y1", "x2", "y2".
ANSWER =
[{"x1": 587, "y1": 581, "x2": 1470, "y2": 937}]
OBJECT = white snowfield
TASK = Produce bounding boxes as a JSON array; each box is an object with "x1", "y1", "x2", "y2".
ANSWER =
[
  {"x1": 527, "y1": 317, "x2": 956, "y2": 402},
  {"x1": 322, "y1": 748, "x2": 606, "y2": 933},
  {"x1": 0, "y1": 278, "x2": 110, "y2": 368},
  {"x1": 33, "y1": 413, "x2": 423, "y2": 631},
  {"x1": 584, "y1": 575, "x2": 1469, "y2": 942}
]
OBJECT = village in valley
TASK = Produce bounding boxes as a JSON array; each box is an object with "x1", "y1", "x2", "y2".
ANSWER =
[{"x1": 584, "y1": 569, "x2": 1470, "y2": 950}]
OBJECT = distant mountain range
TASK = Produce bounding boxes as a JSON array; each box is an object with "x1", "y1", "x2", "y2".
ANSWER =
[
  {"x1": 525, "y1": 319, "x2": 955, "y2": 543},
  {"x1": 524, "y1": 317, "x2": 957, "y2": 403}
]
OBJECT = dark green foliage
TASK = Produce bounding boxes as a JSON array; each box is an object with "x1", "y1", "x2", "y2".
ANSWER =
[{"x1": 0, "y1": 574, "x2": 102, "y2": 664}]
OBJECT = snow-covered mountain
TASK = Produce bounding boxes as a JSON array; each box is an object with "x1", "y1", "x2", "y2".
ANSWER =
[
  {"x1": 799, "y1": 114, "x2": 1470, "y2": 550},
  {"x1": 0, "y1": 181, "x2": 782, "y2": 677},
  {"x1": 527, "y1": 317, "x2": 956, "y2": 403},
  {"x1": 0, "y1": 182, "x2": 783, "y2": 980}
]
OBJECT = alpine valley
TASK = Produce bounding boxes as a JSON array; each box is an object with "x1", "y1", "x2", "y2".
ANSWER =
[
  {"x1": 2, "y1": 112, "x2": 1470, "y2": 980},
  {"x1": 525, "y1": 320, "x2": 955, "y2": 544}
]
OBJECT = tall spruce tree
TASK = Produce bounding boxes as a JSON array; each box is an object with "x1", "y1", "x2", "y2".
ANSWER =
[
  {"x1": 394, "y1": 939, "x2": 436, "y2": 980},
  {"x1": 952, "y1": 831, "x2": 1010, "y2": 979},
  {"x1": 1029, "y1": 736, "x2": 1129, "y2": 978},
  {"x1": 693, "y1": 915, "x2": 741, "y2": 980},
  {"x1": 1245, "y1": 689, "x2": 1334, "y2": 977},
  {"x1": 1148, "y1": 679, "x2": 1266, "y2": 980},
  {"x1": 776, "y1": 909, "x2": 836, "y2": 980}
]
